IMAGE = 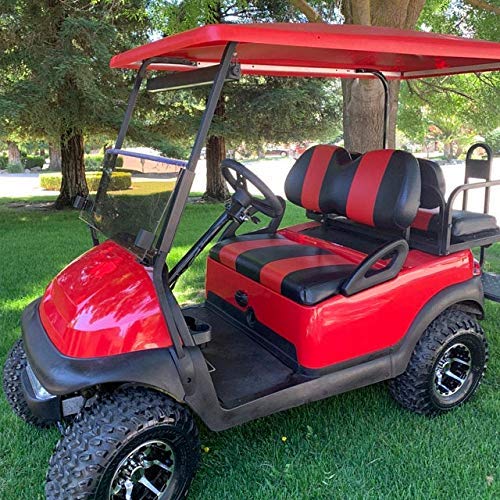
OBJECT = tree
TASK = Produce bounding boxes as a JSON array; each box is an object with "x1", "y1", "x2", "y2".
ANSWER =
[
  {"x1": 151, "y1": 0, "x2": 342, "y2": 200},
  {"x1": 289, "y1": 0, "x2": 499, "y2": 153},
  {"x1": 398, "y1": 0, "x2": 499, "y2": 155},
  {"x1": 0, "y1": 1, "x2": 151, "y2": 208},
  {"x1": 289, "y1": 0, "x2": 426, "y2": 152}
]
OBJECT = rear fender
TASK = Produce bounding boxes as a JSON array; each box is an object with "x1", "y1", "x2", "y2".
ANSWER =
[{"x1": 390, "y1": 276, "x2": 484, "y2": 376}]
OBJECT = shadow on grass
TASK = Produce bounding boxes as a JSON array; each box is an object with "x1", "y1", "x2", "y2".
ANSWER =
[{"x1": 0, "y1": 197, "x2": 498, "y2": 499}]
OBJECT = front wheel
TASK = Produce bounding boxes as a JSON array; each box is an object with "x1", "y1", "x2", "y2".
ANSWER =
[
  {"x1": 389, "y1": 309, "x2": 488, "y2": 416},
  {"x1": 46, "y1": 387, "x2": 200, "y2": 500},
  {"x1": 3, "y1": 339, "x2": 53, "y2": 428}
]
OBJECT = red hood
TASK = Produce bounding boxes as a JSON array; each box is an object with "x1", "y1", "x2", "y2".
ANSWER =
[{"x1": 39, "y1": 241, "x2": 171, "y2": 358}]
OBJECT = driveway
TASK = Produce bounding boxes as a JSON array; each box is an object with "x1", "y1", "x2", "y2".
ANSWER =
[{"x1": 1, "y1": 157, "x2": 499, "y2": 219}]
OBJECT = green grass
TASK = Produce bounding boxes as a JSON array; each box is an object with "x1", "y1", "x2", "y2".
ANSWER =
[{"x1": 0, "y1": 200, "x2": 498, "y2": 499}]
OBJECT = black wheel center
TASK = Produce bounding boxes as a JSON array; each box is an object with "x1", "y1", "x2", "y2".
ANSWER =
[
  {"x1": 433, "y1": 343, "x2": 472, "y2": 398},
  {"x1": 109, "y1": 439, "x2": 175, "y2": 499}
]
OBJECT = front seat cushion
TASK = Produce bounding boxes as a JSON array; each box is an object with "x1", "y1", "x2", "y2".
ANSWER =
[{"x1": 209, "y1": 234, "x2": 357, "y2": 305}]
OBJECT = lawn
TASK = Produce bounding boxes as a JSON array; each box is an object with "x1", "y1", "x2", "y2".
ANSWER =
[{"x1": 0, "y1": 198, "x2": 498, "y2": 499}]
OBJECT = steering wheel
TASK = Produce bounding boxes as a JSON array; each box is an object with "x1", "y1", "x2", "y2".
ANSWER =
[{"x1": 221, "y1": 159, "x2": 284, "y2": 219}]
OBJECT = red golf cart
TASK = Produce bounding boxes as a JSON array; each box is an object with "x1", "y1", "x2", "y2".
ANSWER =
[{"x1": 4, "y1": 24, "x2": 500, "y2": 499}]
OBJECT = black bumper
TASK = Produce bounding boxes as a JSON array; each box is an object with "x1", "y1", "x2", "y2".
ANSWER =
[
  {"x1": 22, "y1": 299, "x2": 186, "y2": 399},
  {"x1": 20, "y1": 368, "x2": 62, "y2": 422}
]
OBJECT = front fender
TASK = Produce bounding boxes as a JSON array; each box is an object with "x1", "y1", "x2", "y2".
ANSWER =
[{"x1": 22, "y1": 299, "x2": 185, "y2": 400}]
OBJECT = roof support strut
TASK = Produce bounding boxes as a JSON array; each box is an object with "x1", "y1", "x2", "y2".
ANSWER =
[
  {"x1": 151, "y1": 42, "x2": 239, "y2": 360},
  {"x1": 356, "y1": 69, "x2": 390, "y2": 149}
]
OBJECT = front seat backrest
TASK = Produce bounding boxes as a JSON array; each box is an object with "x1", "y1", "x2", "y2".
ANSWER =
[
  {"x1": 286, "y1": 147, "x2": 421, "y2": 230},
  {"x1": 285, "y1": 145, "x2": 352, "y2": 213}
]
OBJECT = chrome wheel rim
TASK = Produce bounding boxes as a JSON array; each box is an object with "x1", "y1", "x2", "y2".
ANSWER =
[
  {"x1": 433, "y1": 343, "x2": 472, "y2": 398},
  {"x1": 109, "y1": 439, "x2": 175, "y2": 499}
]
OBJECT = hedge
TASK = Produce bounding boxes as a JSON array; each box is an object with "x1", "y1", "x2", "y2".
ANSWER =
[{"x1": 40, "y1": 172, "x2": 132, "y2": 191}]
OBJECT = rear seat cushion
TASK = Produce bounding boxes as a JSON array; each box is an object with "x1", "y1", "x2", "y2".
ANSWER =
[
  {"x1": 286, "y1": 147, "x2": 421, "y2": 230},
  {"x1": 209, "y1": 234, "x2": 357, "y2": 305},
  {"x1": 412, "y1": 208, "x2": 499, "y2": 238}
]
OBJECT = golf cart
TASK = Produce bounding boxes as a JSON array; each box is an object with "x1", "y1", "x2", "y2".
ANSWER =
[{"x1": 4, "y1": 24, "x2": 500, "y2": 499}]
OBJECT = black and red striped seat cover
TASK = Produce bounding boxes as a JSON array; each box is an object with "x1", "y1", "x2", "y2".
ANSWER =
[
  {"x1": 285, "y1": 146, "x2": 421, "y2": 230},
  {"x1": 209, "y1": 233, "x2": 356, "y2": 305}
]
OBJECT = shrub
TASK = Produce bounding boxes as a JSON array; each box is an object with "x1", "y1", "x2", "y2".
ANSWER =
[
  {"x1": 22, "y1": 155, "x2": 46, "y2": 169},
  {"x1": 40, "y1": 172, "x2": 131, "y2": 192},
  {"x1": 85, "y1": 154, "x2": 123, "y2": 171},
  {"x1": 86, "y1": 172, "x2": 131, "y2": 191},
  {"x1": 6, "y1": 163, "x2": 24, "y2": 173},
  {"x1": 39, "y1": 174, "x2": 62, "y2": 191},
  {"x1": 0, "y1": 155, "x2": 8, "y2": 169}
]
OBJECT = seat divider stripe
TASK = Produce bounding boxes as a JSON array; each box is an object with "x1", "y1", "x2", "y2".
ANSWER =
[
  {"x1": 218, "y1": 239, "x2": 291, "y2": 269},
  {"x1": 300, "y1": 145, "x2": 337, "y2": 211},
  {"x1": 346, "y1": 149, "x2": 393, "y2": 227},
  {"x1": 259, "y1": 254, "x2": 351, "y2": 293}
]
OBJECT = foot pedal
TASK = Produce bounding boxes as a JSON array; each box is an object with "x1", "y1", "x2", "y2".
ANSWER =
[{"x1": 482, "y1": 272, "x2": 500, "y2": 302}]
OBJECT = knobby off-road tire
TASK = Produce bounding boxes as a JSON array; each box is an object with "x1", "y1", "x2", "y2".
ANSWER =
[
  {"x1": 389, "y1": 309, "x2": 488, "y2": 416},
  {"x1": 3, "y1": 339, "x2": 53, "y2": 428},
  {"x1": 46, "y1": 387, "x2": 200, "y2": 500}
]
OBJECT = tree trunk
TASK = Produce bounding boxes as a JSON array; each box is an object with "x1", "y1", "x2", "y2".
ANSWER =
[
  {"x1": 55, "y1": 128, "x2": 88, "y2": 209},
  {"x1": 202, "y1": 2, "x2": 229, "y2": 202},
  {"x1": 7, "y1": 141, "x2": 21, "y2": 165},
  {"x1": 205, "y1": 135, "x2": 229, "y2": 201},
  {"x1": 204, "y1": 95, "x2": 229, "y2": 201},
  {"x1": 342, "y1": 79, "x2": 401, "y2": 151},
  {"x1": 49, "y1": 142, "x2": 62, "y2": 171},
  {"x1": 341, "y1": 0, "x2": 426, "y2": 152}
]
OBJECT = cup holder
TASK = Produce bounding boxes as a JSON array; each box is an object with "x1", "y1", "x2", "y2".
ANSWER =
[{"x1": 184, "y1": 315, "x2": 212, "y2": 346}]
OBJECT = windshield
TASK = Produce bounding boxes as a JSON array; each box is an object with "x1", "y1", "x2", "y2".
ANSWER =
[{"x1": 81, "y1": 153, "x2": 185, "y2": 259}]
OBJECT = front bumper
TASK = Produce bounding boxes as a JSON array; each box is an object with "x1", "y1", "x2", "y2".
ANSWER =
[
  {"x1": 21, "y1": 298, "x2": 186, "y2": 399},
  {"x1": 20, "y1": 362, "x2": 62, "y2": 422}
]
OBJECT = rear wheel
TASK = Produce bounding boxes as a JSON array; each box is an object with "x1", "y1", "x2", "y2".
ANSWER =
[
  {"x1": 46, "y1": 387, "x2": 200, "y2": 500},
  {"x1": 389, "y1": 310, "x2": 488, "y2": 416},
  {"x1": 3, "y1": 339, "x2": 53, "y2": 428}
]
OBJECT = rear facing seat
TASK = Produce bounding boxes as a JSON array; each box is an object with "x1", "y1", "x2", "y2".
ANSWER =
[
  {"x1": 209, "y1": 146, "x2": 421, "y2": 305},
  {"x1": 412, "y1": 159, "x2": 498, "y2": 240}
]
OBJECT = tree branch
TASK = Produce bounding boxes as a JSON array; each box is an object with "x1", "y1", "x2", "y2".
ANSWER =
[
  {"x1": 475, "y1": 72, "x2": 498, "y2": 90},
  {"x1": 406, "y1": 81, "x2": 433, "y2": 106},
  {"x1": 420, "y1": 80, "x2": 475, "y2": 101},
  {"x1": 288, "y1": 0, "x2": 325, "y2": 22},
  {"x1": 463, "y1": 0, "x2": 500, "y2": 15}
]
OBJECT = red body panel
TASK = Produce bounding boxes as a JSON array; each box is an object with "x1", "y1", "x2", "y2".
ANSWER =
[
  {"x1": 39, "y1": 241, "x2": 172, "y2": 358},
  {"x1": 206, "y1": 226, "x2": 475, "y2": 370}
]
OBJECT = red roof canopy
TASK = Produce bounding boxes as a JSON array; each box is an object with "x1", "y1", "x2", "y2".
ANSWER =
[{"x1": 110, "y1": 23, "x2": 500, "y2": 80}]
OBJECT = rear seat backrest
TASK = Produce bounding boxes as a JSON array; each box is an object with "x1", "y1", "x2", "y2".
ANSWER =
[
  {"x1": 418, "y1": 159, "x2": 446, "y2": 209},
  {"x1": 285, "y1": 146, "x2": 421, "y2": 230}
]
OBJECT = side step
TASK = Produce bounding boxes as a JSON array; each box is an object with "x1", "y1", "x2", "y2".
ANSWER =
[{"x1": 482, "y1": 272, "x2": 500, "y2": 302}]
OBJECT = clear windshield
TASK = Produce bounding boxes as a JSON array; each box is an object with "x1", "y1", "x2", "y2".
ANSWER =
[{"x1": 81, "y1": 154, "x2": 184, "y2": 258}]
